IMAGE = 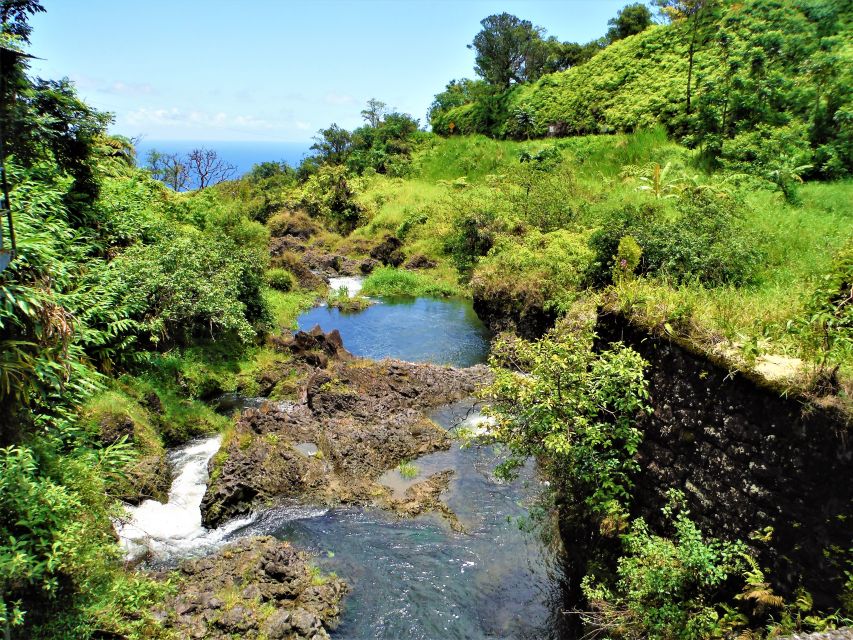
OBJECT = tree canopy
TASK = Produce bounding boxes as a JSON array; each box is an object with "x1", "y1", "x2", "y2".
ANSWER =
[{"x1": 469, "y1": 13, "x2": 549, "y2": 88}]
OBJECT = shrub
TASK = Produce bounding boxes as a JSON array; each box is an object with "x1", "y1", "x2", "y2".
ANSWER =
[
  {"x1": 613, "y1": 235, "x2": 643, "y2": 282},
  {"x1": 472, "y1": 230, "x2": 594, "y2": 316},
  {"x1": 581, "y1": 491, "x2": 749, "y2": 639},
  {"x1": 443, "y1": 208, "x2": 497, "y2": 275},
  {"x1": 105, "y1": 229, "x2": 270, "y2": 348},
  {"x1": 588, "y1": 193, "x2": 764, "y2": 287},
  {"x1": 485, "y1": 322, "x2": 650, "y2": 521},
  {"x1": 266, "y1": 209, "x2": 319, "y2": 238},
  {"x1": 266, "y1": 268, "x2": 296, "y2": 292}
]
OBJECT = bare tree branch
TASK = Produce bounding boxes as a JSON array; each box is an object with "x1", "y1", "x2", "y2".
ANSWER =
[{"x1": 186, "y1": 147, "x2": 236, "y2": 189}]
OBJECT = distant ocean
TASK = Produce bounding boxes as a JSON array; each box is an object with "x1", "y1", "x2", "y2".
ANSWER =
[{"x1": 134, "y1": 140, "x2": 313, "y2": 178}]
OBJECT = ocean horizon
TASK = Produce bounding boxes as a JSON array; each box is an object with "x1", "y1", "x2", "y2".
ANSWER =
[{"x1": 134, "y1": 140, "x2": 313, "y2": 179}]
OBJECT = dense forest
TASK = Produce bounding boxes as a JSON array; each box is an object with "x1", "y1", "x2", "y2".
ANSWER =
[{"x1": 0, "y1": 0, "x2": 851, "y2": 638}]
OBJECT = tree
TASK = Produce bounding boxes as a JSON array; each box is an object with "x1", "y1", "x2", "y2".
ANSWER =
[
  {"x1": 186, "y1": 148, "x2": 235, "y2": 189},
  {"x1": 542, "y1": 38, "x2": 602, "y2": 73},
  {"x1": 248, "y1": 160, "x2": 294, "y2": 182},
  {"x1": 427, "y1": 78, "x2": 489, "y2": 123},
  {"x1": 469, "y1": 13, "x2": 548, "y2": 88},
  {"x1": 606, "y1": 3, "x2": 653, "y2": 43},
  {"x1": 360, "y1": 98, "x2": 387, "y2": 127},
  {"x1": 0, "y1": 0, "x2": 45, "y2": 44},
  {"x1": 146, "y1": 149, "x2": 189, "y2": 191},
  {"x1": 654, "y1": 0, "x2": 719, "y2": 113},
  {"x1": 310, "y1": 123, "x2": 352, "y2": 165}
]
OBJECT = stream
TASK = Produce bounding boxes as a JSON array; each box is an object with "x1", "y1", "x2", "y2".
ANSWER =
[{"x1": 118, "y1": 279, "x2": 572, "y2": 639}]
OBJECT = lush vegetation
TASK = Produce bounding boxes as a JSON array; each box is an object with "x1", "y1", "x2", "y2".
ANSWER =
[
  {"x1": 431, "y1": 0, "x2": 852, "y2": 182},
  {"x1": 0, "y1": 4, "x2": 320, "y2": 636},
  {"x1": 486, "y1": 314, "x2": 650, "y2": 526},
  {"x1": 0, "y1": 0, "x2": 850, "y2": 637}
]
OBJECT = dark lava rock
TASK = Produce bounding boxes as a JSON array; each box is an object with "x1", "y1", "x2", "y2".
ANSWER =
[
  {"x1": 201, "y1": 328, "x2": 491, "y2": 528},
  {"x1": 269, "y1": 325, "x2": 351, "y2": 367},
  {"x1": 269, "y1": 235, "x2": 307, "y2": 254},
  {"x1": 269, "y1": 250, "x2": 326, "y2": 290},
  {"x1": 302, "y1": 250, "x2": 359, "y2": 277},
  {"x1": 155, "y1": 536, "x2": 347, "y2": 640},
  {"x1": 359, "y1": 258, "x2": 379, "y2": 274},
  {"x1": 404, "y1": 253, "x2": 437, "y2": 270},
  {"x1": 370, "y1": 235, "x2": 405, "y2": 267},
  {"x1": 268, "y1": 211, "x2": 319, "y2": 239}
]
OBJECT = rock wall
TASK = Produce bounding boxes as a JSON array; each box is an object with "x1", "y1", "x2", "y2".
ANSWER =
[{"x1": 595, "y1": 313, "x2": 852, "y2": 608}]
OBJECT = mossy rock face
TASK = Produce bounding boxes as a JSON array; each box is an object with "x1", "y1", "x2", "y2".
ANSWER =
[
  {"x1": 369, "y1": 235, "x2": 405, "y2": 267},
  {"x1": 97, "y1": 411, "x2": 136, "y2": 447},
  {"x1": 121, "y1": 452, "x2": 170, "y2": 504},
  {"x1": 82, "y1": 391, "x2": 171, "y2": 504},
  {"x1": 267, "y1": 209, "x2": 319, "y2": 239},
  {"x1": 404, "y1": 253, "x2": 437, "y2": 270}
]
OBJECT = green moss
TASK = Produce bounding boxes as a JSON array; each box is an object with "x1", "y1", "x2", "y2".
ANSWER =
[{"x1": 398, "y1": 460, "x2": 418, "y2": 479}]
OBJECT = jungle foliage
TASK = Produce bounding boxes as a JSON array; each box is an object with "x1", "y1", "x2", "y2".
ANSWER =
[
  {"x1": 0, "y1": 0, "x2": 851, "y2": 637},
  {"x1": 431, "y1": 0, "x2": 852, "y2": 180}
]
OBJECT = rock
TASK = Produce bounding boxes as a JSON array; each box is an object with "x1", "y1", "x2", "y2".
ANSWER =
[
  {"x1": 370, "y1": 235, "x2": 405, "y2": 267},
  {"x1": 269, "y1": 250, "x2": 326, "y2": 290},
  {"x1": 359, "y1": 258, "x2": 379, "y2": 274},
  {"x1": 141, "y1": 391, "x2": 163, "y2": 414},
  {"x1": 241, "y1": 584, "x2": 262, "y2": 600},
  {"x1": 261, "y1": 610, "x2": 292, "y2": 638},
  {"x1": 201, "y1": 333, "x2": 491, "y2": 528},
  {"x1": 404, "y1": 254, "x2": 437, "y2": 270},
  {"x1": 269, "y1": 327, "x2": 351, "y2": 366},
  {"x1": 156, "y1": 537, "x2": 347, "y2": 639},
  {"x1": 290, "y1": 607, "x2": 322, "y2": 635},
  {"x1": 215, "y1": 605, "x2": 254, "y2": 632},
  {"x1": 268, "y1": 210, "x2": 319, "y2": 239}
]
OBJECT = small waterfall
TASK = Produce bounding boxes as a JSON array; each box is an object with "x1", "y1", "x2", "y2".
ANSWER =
[
  {"x1": 115, "y1": 435, "x2": 254, "y2": 563},
  {"x1": 457, "y1": 411, "x2": 496, "y2": 437},
  {"x1": 328, "y1": 276, "x2": 364, "y2": 297}
]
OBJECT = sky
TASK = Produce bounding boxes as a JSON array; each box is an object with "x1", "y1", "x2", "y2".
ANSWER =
[{"x1": 28, "y1": 0, "x2": 632, "y2": 143}]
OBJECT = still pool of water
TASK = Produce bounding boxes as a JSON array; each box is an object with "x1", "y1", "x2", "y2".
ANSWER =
[{"x1": 298, "y1": 297, "x2": 491, "y2": 368}]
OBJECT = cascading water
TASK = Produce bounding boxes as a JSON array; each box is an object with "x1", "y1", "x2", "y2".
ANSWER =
[
  {"x1": 328, "y1": 276, "x2": 364, "y2": 297},
  {"x1": 116, "y1": 295, "x2": 571, "y2": 638},
  {"x1": 115, "y1": 435, "x2": 254, "y2": 563}
]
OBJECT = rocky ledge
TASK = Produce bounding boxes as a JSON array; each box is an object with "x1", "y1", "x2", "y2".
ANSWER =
[
  {"x1": 154, "y1": 536, "x2": 347, "y2": 640},
  {"x1": 201, "y1": 327, "x2": 490, "y2": 529}
]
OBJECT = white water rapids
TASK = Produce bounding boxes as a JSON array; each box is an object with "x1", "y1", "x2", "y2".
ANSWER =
[
  {"x1": 115, "y1": 435, "x2": 254, "y2": 563},
  {"x1": 328, "y1": 276, "x2": 364, "y2": 297}
]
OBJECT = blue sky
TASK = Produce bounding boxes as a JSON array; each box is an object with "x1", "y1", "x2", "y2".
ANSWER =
[{"x1": 29, "y1": 0, "x2": 632, "y2": 142}]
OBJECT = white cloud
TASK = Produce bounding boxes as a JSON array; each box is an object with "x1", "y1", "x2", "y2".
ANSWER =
[
  {"x1": 323, "y1": 92, "x2": 357, "y2": 106},
  {"x1": 124, "y1": 107, "x2": 277, "y2": 132},
  {"x1": 70, "y1": 74, "x2": 155, "y2": 96},
  {"x1": 108, "y1": 81, "x2": 155, "y2": 95}
]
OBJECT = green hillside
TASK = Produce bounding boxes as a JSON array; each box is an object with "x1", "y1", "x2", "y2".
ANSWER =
[{"x1": 432, "y1": 0, "x2": 852, "y2": 178}]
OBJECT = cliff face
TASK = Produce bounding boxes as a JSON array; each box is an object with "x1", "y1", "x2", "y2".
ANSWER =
[{"x1": 595, "y1": 313, "x2": 852, "y2": 608}]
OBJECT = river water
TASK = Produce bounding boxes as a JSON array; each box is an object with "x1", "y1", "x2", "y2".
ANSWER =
[{"x1": 117, "y1": 288, "x2": 572, "y2": 638}]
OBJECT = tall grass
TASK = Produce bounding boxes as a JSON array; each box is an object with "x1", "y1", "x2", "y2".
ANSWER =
[{"x1": 361, "y1": 266, "x2": 460, "y2": 298}]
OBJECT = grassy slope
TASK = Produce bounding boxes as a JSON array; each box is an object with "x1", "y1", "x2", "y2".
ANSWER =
[{"x1": 349, "y1": 131, "x2": 852, "y2": 391}]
